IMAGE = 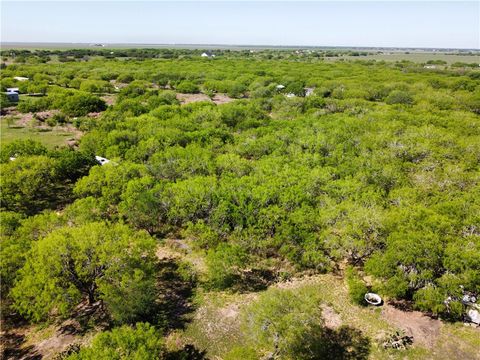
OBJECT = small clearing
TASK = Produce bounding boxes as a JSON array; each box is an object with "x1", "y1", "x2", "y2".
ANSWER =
[
  {"x1": 212, "y1": 93, "x2": 234, "y2": 105},
  {"x1": 176, "y1": 93, "x2": 234, "y2": 105},
  {"x1": 381, "y1": 304, "x2": 441, "y2": 349},
  {"x1": 321, "y1": 304, "x2": 343, "y2": 329},
  {"x1": 176, "y1": 93, "x2": 211, "y2": 104},
  {"x1": 1, "y1": 107, "x2": 86, "y2": 148},
  {"x1": 100, "y1": 95, "x2": 116, "y2": 106},
  {"x1": 177, "y1": 273, "x2": 480, "y2": 360}
]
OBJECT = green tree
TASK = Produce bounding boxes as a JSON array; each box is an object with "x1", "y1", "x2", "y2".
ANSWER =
[
  {"x1": 345, "y1": 266, "x2": 368, "y2": 306},
  {"x1": 62, "y1": 92, "x2": 106, "y2": 116},
  {"x1": 0, "y1": 155, "x2": 58, "y2": 215},
  {"x1": 11, "y1": 222, "x2": 157, "y2": 323},
  {"x1": 119, "y1": 177, "x2": 165, "y2": 234},
  {"x1": 0, "y1": 211, "x2": 64, "y2": 300},
  {"x1": 0, "y1": 139, "x2": 47, "y2": 163},
  {"x1": 385, "y1": 90, "x2": 414, "y2": 105}
]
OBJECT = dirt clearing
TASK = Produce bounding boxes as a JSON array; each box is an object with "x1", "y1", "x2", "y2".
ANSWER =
[
  {"x1": 176, "y1": 93, "x2": 211, "y2": 104},
  {"x1": 381, "y1": 304, "x2": 441, "y2": 349},
  {"x1": 176, "y1": 93, "x2": 234, "y2": 105},
  {"x1": 212, "y1": 93, "x2": 234, "y2": 105}
]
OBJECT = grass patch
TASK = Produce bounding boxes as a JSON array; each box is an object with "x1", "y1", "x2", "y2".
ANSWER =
[{"x1": 1, "y1": 117, "x2": 76, "y2": 149}]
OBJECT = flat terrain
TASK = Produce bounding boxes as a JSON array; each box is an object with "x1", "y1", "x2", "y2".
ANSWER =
[
  {"x1": 334, "y1": 53, "x2": 479, "y2": 64},
  {"x1": 5, "y1": 245, "x2": 478, "y2": 360},
  {"x1": 0, "y1": 115, "x2": 79, "y2": 149}
]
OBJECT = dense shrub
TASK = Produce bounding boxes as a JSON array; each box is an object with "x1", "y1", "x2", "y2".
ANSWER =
[
  {"x1": 62, "y1": 92, "x2": 106, "y2": 116},
  {"x1": 67, "y1": 323, "x2": 165, "y2": 359},
  {"x1": 346, "y1": 266, "x2": 368, "y2": 306},
  {"x1": 175, "y1": 81, "x2": 200, "y2": 93},
  {"x1": 385, "y1": 90, "x2": 414, "y2": 105}
]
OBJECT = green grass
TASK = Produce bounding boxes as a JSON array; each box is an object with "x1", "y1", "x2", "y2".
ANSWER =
[
  {"x1": 326, "y1": 53, "x2": 480, "y2": 64},
  {"x1": 0, "y1": 117, "x2": 76, "y2": 149}
]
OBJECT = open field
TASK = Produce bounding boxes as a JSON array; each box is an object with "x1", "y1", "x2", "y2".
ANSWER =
[
  {"x1": 0, "y1": 116, "x2": 78, "y2": 149},
  {"x1": 334, "y1": 52, "x2": 479, "y2": 64}
]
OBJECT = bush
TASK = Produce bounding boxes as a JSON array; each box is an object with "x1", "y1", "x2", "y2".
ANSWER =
[
  {"x1": 346, "y1": 266, "x2": 368, "y2": 306},
  {"x1": 52, "y1": 112, "x2": 67, "y2": 124},
  {"x1": 385, "y1": 90, "x2": 414, "y2": 105},
  {"x1": 0, "y1": 156, "x2": 59, "y2": 215},
  {"x1": 17, "y1": 97, "x2": 52, "y2": 113},
  {"x1": 67, "y1": 323, "x2": 165, "y2": 360},
  {"x1": 175, "y1": 81, "x2": 200, "y2": 94},
  {"x1": 117, "y1": 73, "x2": 134, "y2": 83},
  {"x1": 206, "y1": 243, "x2": 249, "y2": 289},
  {"x1": 241, "y1": 286, "x2": 371, "y2": 359},
  {"x1": 147, "y1": 91, "x2": 178, "y2": 108},
  {"x1": 80, "y1": 79, "x2": 113, "y2": 93}
]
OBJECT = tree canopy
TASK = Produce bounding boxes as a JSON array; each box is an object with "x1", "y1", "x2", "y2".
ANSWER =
[{"x1": 11, "y1": 222, "x2": 157, "y2": 323}]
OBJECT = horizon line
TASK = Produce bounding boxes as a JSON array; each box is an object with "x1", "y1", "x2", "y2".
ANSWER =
[{"x1": 1, "y1": 41, "x2": 479, "y2": 51}]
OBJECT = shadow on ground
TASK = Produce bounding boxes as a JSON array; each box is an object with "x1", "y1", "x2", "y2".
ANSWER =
[
  {"x1": 154, "y1": 258, "x2": 198, "y2": 332},
  {"x1": 292, "y1": 325, "x2": 371, "y2": 360},
  {"x1": 1, "y1": 311, "x2": 41, "y2": 360}
]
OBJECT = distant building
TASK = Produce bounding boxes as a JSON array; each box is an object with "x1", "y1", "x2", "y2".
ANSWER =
[
  {"x1": 276, "y1": 84, "x2": 286, "y2": 90},
  {"x1": 201, "y1": 51, "x2": 215, "y2": 58},
  {"x1": 5, "y1": 88, "x2": 19, "y2": 102},
  {"x1": 424, "y1": 65, "x2": 437, "y2": 69},
  {"x1": 13, "y1": 76, "x2": 29, "y2": 81}
]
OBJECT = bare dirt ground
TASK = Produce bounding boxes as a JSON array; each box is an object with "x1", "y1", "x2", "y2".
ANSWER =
[
  {"x1": 109, "y1": 80, "x2": 128, "y2": 90},
  {"x1": 321, "y1": 304, "x2": 343, "y2": 329},
  {"x1": 1, "y1": 303, "x2": 103, "y2": 360},
  {"x1": 176, "y1": 93, "x2": 234, "y2": 105},
  {"x1": 100, "y1": 95, "x2": 116, "y2": 106},
  {"x1": 381, "y1": 303, "x2": 441, "y2": 349},
  {"x1": 212, "y1": 93, "x2": 234, "y2": 105},
  {"x1": 176, "y1": 93, "x2": 211, "y2": 104}
]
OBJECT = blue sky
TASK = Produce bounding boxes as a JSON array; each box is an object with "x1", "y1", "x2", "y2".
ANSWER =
[{"x1": 1, "y1": 1, "x2": 479, "y2": 48}]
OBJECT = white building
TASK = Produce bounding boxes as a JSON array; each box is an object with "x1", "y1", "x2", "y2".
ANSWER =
[{"x1": 201, "y1": 52, "x2": 215, "y2": 58}]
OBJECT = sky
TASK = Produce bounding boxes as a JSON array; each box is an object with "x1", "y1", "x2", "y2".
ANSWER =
[{"x1": 1, "y1": 1, "x2": 479, "y2": 49}]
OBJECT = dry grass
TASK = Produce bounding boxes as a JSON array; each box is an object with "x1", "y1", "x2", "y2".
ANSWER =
[{"x1": 172, "y1": 273, "x2": 480, "y2": 360}]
